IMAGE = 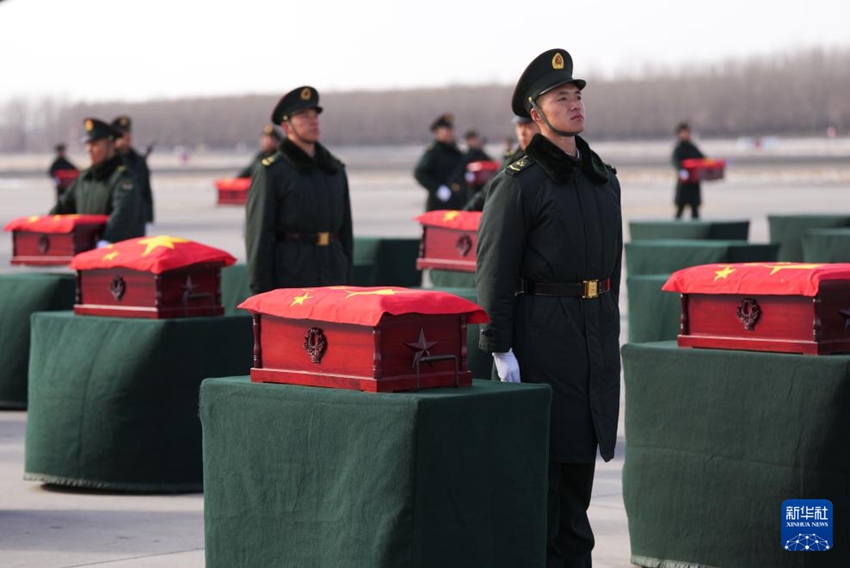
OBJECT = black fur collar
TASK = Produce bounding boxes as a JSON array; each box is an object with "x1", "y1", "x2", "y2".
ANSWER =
[
  {"x1": 524, "y1": 134, "x2": 610, "y2": 185},
  {"x1": 87, "y1": 154, "x2": 124, "y2": 181},
  {"x1": 279, "y1": 138, "x2": 343, "y2": 174}
]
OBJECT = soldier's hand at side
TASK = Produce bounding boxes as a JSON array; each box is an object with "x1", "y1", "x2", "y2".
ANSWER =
[
  {"x1": 96, "y1": 240, "x2": 111, "y2": 248},
  {"x1": 492, "y1": 349, "x2": 521, "y2": 383},
  {"x1": 436, "y1": 185, "x2": 452, "y2": 202},
  {"x1": 678, "y1": 169, "x2": 689, "y2": 181}
]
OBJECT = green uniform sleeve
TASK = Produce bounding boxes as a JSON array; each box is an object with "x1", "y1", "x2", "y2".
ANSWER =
[
  {"x1": 413, "y1": 148, "x2": 440, "y2": 193},
  {"x1": 245, "y1": 165, "x2": 276, "y2": 294},
  {"x1": 103, "y1": 174, "x2": 142, "y2": 243},
  {"x1": 340, "y1": 173, "x2": 354, "y2": 279},
  {"x1": 475, "y1": 174, "x2": 526, "y2": 353},
  {"x1": 49, "y1": 179, "x2": 78, "y2": 214}
]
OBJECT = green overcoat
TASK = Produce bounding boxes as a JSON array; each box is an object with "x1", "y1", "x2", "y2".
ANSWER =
[
  {"x1": 245, "y1": 138, "x2": 353, "y2": 294},
  {"x1": 476, "y1": 133, "x2": 623, "y2": 463},
  {"x1": 413, "y1": 140, "x2": 467, "y2": 211},
  {"x1": 50, "y1": 154, "x2": 145, "y2": 243}
]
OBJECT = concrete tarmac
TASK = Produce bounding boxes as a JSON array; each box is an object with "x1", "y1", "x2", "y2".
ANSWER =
[{"x1": 2, "y1": 137, "x2": 849, "y2": 567}]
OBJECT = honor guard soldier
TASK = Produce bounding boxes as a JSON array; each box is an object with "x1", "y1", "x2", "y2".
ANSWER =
[
  {"x1": 236, "y1": 124, "x2": 282, "y2": 179},
  {"x1": 413, "y1": 113, "x2": 467, "y2": 211},
  {"x1": 245, "y1": 86, "x2": 353, "y2": 294},
  {"x1": 475, "y1": 49, "x2": 623, "y2": 567},
  {"x1": 47, "y1": 143, "x2": 79, "y2": 200},
  {"x1": 50, "y1": 118, "x2": 145, "y2": 246},
  {"x1": 112, "y1": 115, "x2": 155, "y2": 232},
  {"x1": 672, "y1": 121, "x2": 706, "y2": 219}
]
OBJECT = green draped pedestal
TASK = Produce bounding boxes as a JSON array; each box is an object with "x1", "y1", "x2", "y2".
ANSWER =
[
  {"x1": 626, "y1": 275, "x2": 680, "y2": 343},
  {"x1": 625, "y1": 240, "x2": 779, "y2": 276},
  {"x1": 25, "y1": 312, "x2": 253, "y2": 492},
  {"x1": 352, "y1": 236, "x2": 423, "y2": 287},
  {"x1": 220, "y1": 263, "x2": 252, "y2": 315},
  {"x1": 201, "y1": 377, "x2": 552, "y2": 568},
  {"x1": 0, "y1": 272, "x2": 76, "y2": 409},
  {"x1": 428, "y1": 269, "x2": 476, "y2": 288},
  {"x1": 629, "y1": 219, "x2": 750, "y2": 241},
  {"x1": 767, "y1": 214, "x2": 850, "y2": 262},
  {"x1": 622, "y1": 341, "x2": 850, "y2": 568},
  {"x1": 802, "y1": 228, "x2": 850, "y2": 262}
]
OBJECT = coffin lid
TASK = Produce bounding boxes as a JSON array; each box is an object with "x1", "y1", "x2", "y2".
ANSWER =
[
  {"x1": 215, "y1": 178, "x2": 251, "y2": 191},
  {"x1": 662, "y1": 262, "x2": 850, "y2": 297},
  {"x1": 4, "y1": 214, "x2": 109, "y2": 233},
  {"x1": 681, "y1": 158, "x2": 726, "y2": 169},
  {"x1": 239, "y1": 286, "x2": 489, "y2": 326},
  {"x1": 69, "y1": 235, "x2": 236, "y2": 274},
  {"x1": 414, "y1": 210, "x2": 481, "y2": 231}
]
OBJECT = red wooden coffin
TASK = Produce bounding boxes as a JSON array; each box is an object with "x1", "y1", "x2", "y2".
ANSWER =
[
  {"x1": 4, "y1": 214, "x2": 108, "y2": 266},
  {"x1": 239, "y1": 286, "x2": 489, "y2": 392},
  {"x1": 415, "y1": 210, "x2": 481, "y2": 273},
  {"x1": 54, "y1": 169, "x2": 80, "y2": 193},
  {"x1": 681, "y1": 158, "x2": 726, "y2": 183},
  {"x1": 664, "y1": 262, "x2": 850, "y2": 355},
  {"x1": 215, "y1": 178, "x2": 251, "y2": 205},
  {"x1": 464, "y1": 159, "x2": 501, "y2": 188},
  {"x1": 69, "y1": 235, "x2": 236, "y2": 318}
]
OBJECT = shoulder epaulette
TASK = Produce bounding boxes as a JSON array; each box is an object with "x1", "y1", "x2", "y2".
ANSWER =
[
  {"x1": 505, "y1": 156, "x2": 533, "y2": 176},
  {"x1": 605, "y1": 162, "x2": 617, "y2": 174},
  {"x1": 117, "y1": 165, "x2": 126, "y2": 173},
  {"x1": 262, "y1": 153, "x2": 279, "y2": 167}
]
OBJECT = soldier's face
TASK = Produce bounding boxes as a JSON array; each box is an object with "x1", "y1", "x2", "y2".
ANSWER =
[
  {"x1": 287, "y1": 109, "x2": 320, "y2": 142},
  {"x1": 535, "y1": 84, "x2": 585, "y2": 136},
  {"x1": 114, "y1": 135, "x2": 129, "y2": 152},
  {"x1": 259, "y1": 134, "x2": 277, "y2": 152},
  {"x1": 515, "y1": 121, "x2": 539, "y2": 150},
  {"x1": 434, "y1": 126, "x2": 454, "y2": 144},
  {"x1": 86, "y1": 139, "x2": 113, "y2": 166}
]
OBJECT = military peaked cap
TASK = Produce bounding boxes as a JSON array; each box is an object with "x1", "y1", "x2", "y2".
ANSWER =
[
  {"x1": 111, "y1": 115, "x2": 132, "y2": 134},
  {"x1": 430, "y1": 113, "x2": 454, "y2": 131},
  {"x1": 81, "y1": 118, "x2": 122, "y2": 143},
  {"x1": 511, "y1": 115, "x2": 534, "y2": 125},
  {"x1": 262, "y1": 124, "x2": 283, "y2": 141},
  {"x1": 271, "y1": 86, "x2": 323, "y2": 125},
  {"x1": 511, "y1": 49, "x2": 586, "y2": 118}
]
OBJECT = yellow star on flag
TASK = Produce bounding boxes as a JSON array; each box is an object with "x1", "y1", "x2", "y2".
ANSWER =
[
  {"x1": 290, "y1": 292, "x2": 312, "y2": 307},
  {"x1": 345, "y1": 289, "x2": 400, "y2": 298},
  {"x1": 136, "y1": 235, "x2": 191, "y2": 256},
  {"x1": 714, "y1": 265, "x2": 735, "y2": 281},
  {"x1": 27, "y1": 216, "x2": 39, "y2": 223},
  {"x1": 102, "y1": 251, "x2": 119, "y2": 261},
  {"x1": 766, "y1": 263, "x2": 823, "y2": 275},
  {"x1": 443, "y1": 211, "x2": 460, "y2": 222}
]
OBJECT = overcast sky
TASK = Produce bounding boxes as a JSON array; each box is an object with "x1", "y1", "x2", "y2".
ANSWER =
[{"x1": 2, "y1": 0, "x2": 849, "y2": 103}]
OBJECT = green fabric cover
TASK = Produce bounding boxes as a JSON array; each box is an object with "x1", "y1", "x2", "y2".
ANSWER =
[
  {"x1": 802, "y1": 228, "x2": 850, "y2": 262},
  {"x1": 351, "y1": 236, "x2": 423, "y2": 287},
  {"x1": 625, "y1": 240, "x2": 778, "y2": 276},
  {"x1": 0, "y1": 272, "x2": 76, "y2": 409},
  {"x1": 201, "y1": 377, "x2": 552, "y2": 568},
  {"x1": 621, "y1": 341, "x2": 850, "y2": 568},
  {"x1": 429, "y1": 269, "x2": 476, "y2": 288},
  {"x1": 767, "y1": 214, "x2": 850, "y2": 262},
  {"x1": 629, "y1": 220, "x2": 750, "y2": 241},
  {"x1": 626, "y1": 275, "x2": 680, "y2": 343},
  {"x1": 220, "y1": 263, "x2": 252, "y2": 315},
  {"x1": 25, "y1": 311, "x2": 253, "y2": 492}
]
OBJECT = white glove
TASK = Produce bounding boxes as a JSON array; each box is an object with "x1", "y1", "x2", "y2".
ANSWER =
[
  {"x1": 96, "y1": 240, "x2": 111, "y2": 248},
  {"x1": 678, "y1": 169, "x2": 690, "y2": 181},
  {"x1": 436, "y1": 184, "x2": 452, "y2": 202},
  {"x1": 492, "y1": 349, "x2": 521, "y2": 383},
  {"x1": 145, "y1": 223, "x2": 152, "y2": 235}
]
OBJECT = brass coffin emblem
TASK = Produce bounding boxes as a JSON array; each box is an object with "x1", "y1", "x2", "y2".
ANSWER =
[
  {"x1": 110, "y1": 276, "x2": 127, "y2": 301},
  {"x1": 736, "y1": 297, "x2": 761, "y2": 331},
  {"x1": 456, "y1": 234, "x2": 473, "y2": 257},
  {"x1": 304, "y1": 327, "x2": 327, "y2": 363}
]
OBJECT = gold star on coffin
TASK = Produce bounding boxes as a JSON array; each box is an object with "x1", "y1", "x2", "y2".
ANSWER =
[
  {"x1": 136, "y1": 235, "x2": 191, "y2": 256},
  {"x1": 405, "y1": 328, "x2": 438, "y2": 369}
]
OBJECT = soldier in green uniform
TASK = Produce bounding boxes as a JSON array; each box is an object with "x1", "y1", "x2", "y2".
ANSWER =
[
  {"x1": 111, "y1": 115, "x2": 154, "y2": 232},
  {"x1": 236, "y1": 124, "x2": 282, "y2": 179},
  {"x1": 413, "y1": 113, "x2": 467, "y2": 211},
  {"x1": 51, "y1": 118, "x2": 145, "y2": 245},
  {"x1": 462, "y1": 114, "x2": 540, "y2": 211},
  {"x1": 245, "y1": 86, "x2": 353, "y2": 293},
  {"x1": 672, "y1": 121, "x2": 705, "y2": 219},
  {"x1": 476, "y1": 49, "x2": 623, "y2": 568}
]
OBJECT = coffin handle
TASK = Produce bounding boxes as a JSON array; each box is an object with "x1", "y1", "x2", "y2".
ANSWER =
[{"x1": 413, "y1": 354, "x2": 459, "y2": 391}]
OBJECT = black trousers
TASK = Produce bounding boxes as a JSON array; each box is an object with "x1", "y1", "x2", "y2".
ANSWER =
[{"x1": 547, "y1": 461, "x2": 596, "y2": 568}]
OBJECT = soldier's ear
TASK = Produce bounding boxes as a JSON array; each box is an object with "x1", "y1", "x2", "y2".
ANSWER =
[{"x1": 528, "y1": 107, "x2": 540, "y2": 124}]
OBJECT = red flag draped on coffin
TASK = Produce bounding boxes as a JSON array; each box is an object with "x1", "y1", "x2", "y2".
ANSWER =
[
  {"x1": 662, "y1": 262, "x2": 850, "y2": 297},
  {"x1": 69, "y1": 235, "x2": 236, "y2": 274},
  {"x1": 414, "y1": 210, "x2": 481, "y2": 231},
  {"x1": 239, "y1": 286, "x2": 489, "y2": 326},
  {"x1": 4, "y1": 214, "x2": 109, "y2": 233}
]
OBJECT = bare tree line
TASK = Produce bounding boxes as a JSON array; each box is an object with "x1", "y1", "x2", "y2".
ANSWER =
[{"x1": 2, "y1": 48, "x2": 849, "y2": 153}]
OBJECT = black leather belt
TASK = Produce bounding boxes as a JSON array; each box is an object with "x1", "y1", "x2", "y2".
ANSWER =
[
  {"x1": 521, "y1": 279, "x2": 611, "y2": 299},
  {"x1": 276, "y1": 232, "x2": 339, "y2": 246}
]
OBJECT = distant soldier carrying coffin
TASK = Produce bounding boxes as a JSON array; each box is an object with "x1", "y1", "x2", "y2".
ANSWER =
[
  {"x1": 245, "y1": 86, "x2": 353, "y2": 293},
  {"x1": 413, "y1": 113, "x2": 468, "y2": 211},
  {"x1": 50, "y1": 118, "x2": 145, "y2": 246}
]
